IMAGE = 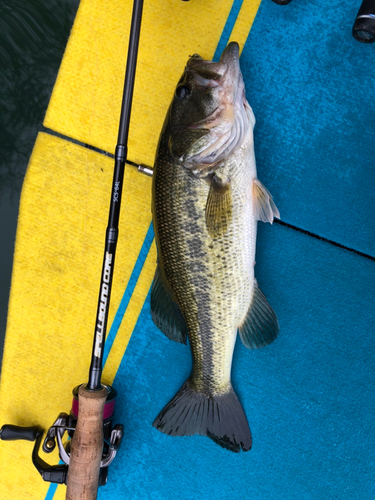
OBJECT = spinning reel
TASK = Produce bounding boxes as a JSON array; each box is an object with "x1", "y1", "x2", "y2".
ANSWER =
[{"x1": 0, "y1": 384, "x2": 123, "y2": 486}]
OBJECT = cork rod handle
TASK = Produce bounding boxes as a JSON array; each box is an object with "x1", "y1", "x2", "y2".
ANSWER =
[{"x1": 66, "y1": 385, "x2": 107, "y2": 500}]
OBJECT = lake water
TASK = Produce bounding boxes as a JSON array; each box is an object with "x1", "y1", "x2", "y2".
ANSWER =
[{"x1": 0, "y1": 0, "x2": 80, "y2": 366}]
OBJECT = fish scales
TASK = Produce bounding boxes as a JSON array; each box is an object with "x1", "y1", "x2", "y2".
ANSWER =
[
  {"x1": 154, "y1": 151, "x2": 254, "y2": 392},
  {"x1": 151, "y1": 42, "x2": 279, "y2": 452}
]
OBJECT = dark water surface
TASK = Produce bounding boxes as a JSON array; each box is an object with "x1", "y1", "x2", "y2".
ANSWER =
[{"x1": 0, "y1": 0, "x2": 79, "y2": 367}]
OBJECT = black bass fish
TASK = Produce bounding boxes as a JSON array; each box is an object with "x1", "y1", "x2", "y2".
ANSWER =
[{"x1": 151, "y1": 42, "x2": 279, "y2": 453}]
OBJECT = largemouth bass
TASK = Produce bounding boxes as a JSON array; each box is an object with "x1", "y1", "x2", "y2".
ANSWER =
[{"x1": 151, "y1": 42, "x2": 279, "y2": 453}]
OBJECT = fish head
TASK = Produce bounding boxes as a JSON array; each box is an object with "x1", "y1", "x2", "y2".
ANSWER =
[{"x1": 166, "y1": 42, "x2": 255, "y2": 175}]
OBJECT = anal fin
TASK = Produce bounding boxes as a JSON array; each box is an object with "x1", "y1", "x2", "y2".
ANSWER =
[
  {"x1": 151, "y1": 265, "x2": 188, "y2": 344},
  {"x1": 238, "y1": 279, "x2": 279, "y2": 349}
]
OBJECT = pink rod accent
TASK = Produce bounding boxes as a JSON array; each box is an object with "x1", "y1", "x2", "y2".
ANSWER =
[{"x1": 71, "y1": 398, "x2": 115, "y2": 420}]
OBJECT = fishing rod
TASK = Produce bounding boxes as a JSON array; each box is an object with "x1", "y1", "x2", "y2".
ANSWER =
[{"x1": 0, "y1": 0, "x2": 144, "y2": 498}]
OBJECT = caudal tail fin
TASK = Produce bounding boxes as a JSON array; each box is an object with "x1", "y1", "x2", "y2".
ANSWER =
[{"x1": 152, "y1": 380, "x2": 252, "y2": 453}]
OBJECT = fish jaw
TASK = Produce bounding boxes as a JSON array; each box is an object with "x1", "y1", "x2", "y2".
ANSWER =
[{"x1": 165, "y1": 42, "x2": 255, "y2": 174}]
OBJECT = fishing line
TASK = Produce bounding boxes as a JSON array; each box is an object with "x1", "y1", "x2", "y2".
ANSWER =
[
  {"x1": 42, "y1": 126, "x2": 375, "y2": 264},
  {"x1": 275, "y1": 219, "x2": 375, "y2": 262}
]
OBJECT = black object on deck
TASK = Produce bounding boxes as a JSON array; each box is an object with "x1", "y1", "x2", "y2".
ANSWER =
[
  {"x1": 271, "y1": 0, "x2": 293, "y2": 5},
  {"x1": 353, "y1": 0, "x2": 375, "y2": 43}
]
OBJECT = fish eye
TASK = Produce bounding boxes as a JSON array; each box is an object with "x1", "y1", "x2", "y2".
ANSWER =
[{"x1": 175, "y1": 85, "x2": 190, "y2": 99}]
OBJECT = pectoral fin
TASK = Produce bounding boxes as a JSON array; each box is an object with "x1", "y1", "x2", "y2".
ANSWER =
[
  {"x1": 205, "y1": 174, "x2": 232, "y2": 238},
  {"x1": 253, "y1": 179, "x2": 280, "y2": 224},
  {"x1": 238, "y1": 279, "x2": 279, "y2": 349},
  {"x1": 151, "y1": 265, "x2": 188, "y2": 344}
]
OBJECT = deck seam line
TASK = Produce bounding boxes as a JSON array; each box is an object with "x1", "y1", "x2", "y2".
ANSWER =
[
  {"x1": 41, "y1": 127, "x2": 375, "y2": 263},
  {"x1": 275, "y1": 220, "x2": 375, "y2": 262}
]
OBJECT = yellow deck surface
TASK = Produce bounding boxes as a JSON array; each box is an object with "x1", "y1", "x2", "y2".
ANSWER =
[{"x1": 0, "y1": 0, "x2": 261, "y2": 498}]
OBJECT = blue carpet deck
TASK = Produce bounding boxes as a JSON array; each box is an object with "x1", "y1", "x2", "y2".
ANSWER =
[
  {"x1": 242, "y1": 1, "x2": 375, "y2": 258},
  {"x1": 100, "y1": 222, "x2": 375, "y2": 500},
  {"x1": 96, "y1": 2, "x2": 375, "y2": 498}
]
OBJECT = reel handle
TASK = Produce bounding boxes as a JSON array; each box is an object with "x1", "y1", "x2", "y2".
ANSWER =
[
  {"x1": 0, "y1": 425, "x2": 40, "y2": 442},
  {"x1": 66, "y1": 385, "x2": 107, "y2": 500}
]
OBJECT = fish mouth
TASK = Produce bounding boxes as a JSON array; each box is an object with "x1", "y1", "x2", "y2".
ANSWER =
[
  {"x1": 219, "y1": 41, "x2": 241, "y2": 75},
  {"x1": 186, "y1": 42, "x2": 241, "y2": 94},
  {"x1": 187, "y1": 42, "x2": 245, "y2": 132},
  {"x1": 183, "y1": 42, "x2": 252, "y2": 168}
]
